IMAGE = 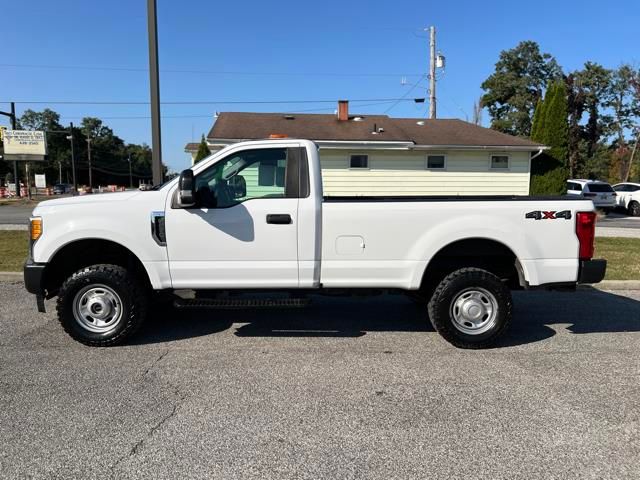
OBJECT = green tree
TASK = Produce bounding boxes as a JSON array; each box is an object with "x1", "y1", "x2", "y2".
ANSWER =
[
  {"x1": 530, "y1": 98, "x2": 546, "y2": 142},
  {"x1": 194, "y1": 134, "x2": 211, "y2": 164},
  {"x1": 529, "y1": 81, "x2": 569, "y2": 195},
  {"x1": 542, "y1": 80, "x2": 569, "y2": 164},
  {"x1": 481, "y1": 41, "x2": 562, "y2": 137}
]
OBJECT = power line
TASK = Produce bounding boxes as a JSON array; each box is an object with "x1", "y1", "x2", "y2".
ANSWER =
[
  {"x1": 0, "y1": 63, "x2": 424, "y2": 78},
  {"x1": 5, "y1": 97, "x2": 425, "y2": 106},
  {"x1": 384, "y1": 78, "x2": 428, "y2": 114},
  {"x1": 55, "y1": 100, "x2": 405, "y2": 120}
]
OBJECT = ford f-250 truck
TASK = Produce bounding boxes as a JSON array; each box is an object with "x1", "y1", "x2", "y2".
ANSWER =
[{"x1": 24, "y1": 139, "x2": 606, "y2": 348}]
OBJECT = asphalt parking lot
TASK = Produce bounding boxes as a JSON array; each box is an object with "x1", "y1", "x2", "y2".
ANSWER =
[{"x1": 1, "y1": 284, "x2": 639, "y2": 479}]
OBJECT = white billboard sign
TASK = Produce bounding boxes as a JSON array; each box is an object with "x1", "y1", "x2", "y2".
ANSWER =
[
  {"x1": 3, "y1": 130, "x2": 47, "y2": 159},
  {"x1": 35, "y1": 174, "x2": 46, "y2": 188}
]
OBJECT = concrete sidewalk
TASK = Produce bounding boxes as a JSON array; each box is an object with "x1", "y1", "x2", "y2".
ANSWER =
[{"x1": 596, "y1": 226, "x2": 640, "y2": 238}]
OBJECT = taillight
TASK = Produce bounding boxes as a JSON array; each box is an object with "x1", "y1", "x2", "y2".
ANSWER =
[{"x1": 576, "y1": 211, "x2": 596, "y2": 260}]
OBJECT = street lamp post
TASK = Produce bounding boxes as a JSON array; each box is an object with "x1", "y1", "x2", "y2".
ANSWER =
[
  {"x1": 86, "y1": 137, "x2": 93, "y2": 188},
  {"x1": 127, "y1": 155, "x2": 133, "y2": 189},
  {"x1": 66, "y1": 123, "x2": 77, "y2": 194}
]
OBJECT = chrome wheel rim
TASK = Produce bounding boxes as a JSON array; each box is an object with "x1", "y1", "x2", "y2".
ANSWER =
[
  {"x1": 72, "y1": 284, "x2": 123, "y2": 333},
  {"x1": 450, "y1": 287, "x2": 498, "y2": 335}
]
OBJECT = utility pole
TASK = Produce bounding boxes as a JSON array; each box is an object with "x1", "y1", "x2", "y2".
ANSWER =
[
  {"x1": 10, "y1": 102, "x2": 20, "y2": 197},
  {"x1": 0, "y1": 102, "x2": 21, "y2": 197},
  {"x1": 86, "y1": 137, "x2": 93, "y2": 188},
  {"x1": 58, "y1": 161, "x2": 62, "y2": 184},
  {"x1": 147, "y1": 0, "x2": 164, "y2": 186},
  {"x1": 429, "y1": 26, "x2": 437, "y2": 119},
  {"x1": 128, "y1": 155, "x2": 133, "y2": 189},
  {"x1": 67, "y1": 122, "x2": 77, "y2": 193}
]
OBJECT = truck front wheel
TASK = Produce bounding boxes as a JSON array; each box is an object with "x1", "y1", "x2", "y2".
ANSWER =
[
  {"x1": 428, "y1": 268, "x2": 512, "y2": 349},
  {"x1": 56, "y1": 264, "x2": 148, "y2": 346}
]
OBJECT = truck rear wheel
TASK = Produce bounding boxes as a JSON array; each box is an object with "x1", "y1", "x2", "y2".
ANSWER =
[
  {"x1": 56, "y1": 264, "x2": 148, "y2": 346},
  {"x1": 428, "y1": 268, "x2": 512, "y2": 349}
]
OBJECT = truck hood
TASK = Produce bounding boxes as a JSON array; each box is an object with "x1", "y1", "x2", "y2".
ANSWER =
[{"x1": 35, "y1": 191, "x2": 143, "y2": 208}]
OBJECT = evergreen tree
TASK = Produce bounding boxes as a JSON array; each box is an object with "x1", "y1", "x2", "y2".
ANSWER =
[
  {"x1": 530, "y1": 98, "x2": 546, "y2": 143},
  {"x1": 529, "y1": 81, "x2": 569, "y2": 195},
  {"x1": 541, "y1": 80, "x2": 569, "y2": 164},
  {"x1": 194, "y1": 135, "x2": 211, "y2": 164}
]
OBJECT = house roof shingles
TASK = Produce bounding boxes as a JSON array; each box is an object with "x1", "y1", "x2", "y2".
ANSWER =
[
  {"x1": 392, "y1": 118, "x2": 542, "y2": 148},
  {"x1": 207, "y1": 112, "x2": 411, "y2": 142},
  {"x1": 185, "y1": 112, "x2": 543, "y2": 151}
]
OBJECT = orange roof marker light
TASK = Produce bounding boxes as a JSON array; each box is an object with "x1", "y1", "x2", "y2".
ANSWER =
[{"x1": 268, "y1": 134, "x2": 288, "y2": 139}]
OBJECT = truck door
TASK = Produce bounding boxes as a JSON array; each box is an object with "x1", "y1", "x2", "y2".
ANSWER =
[{"x1": 165, "y1": 145, "x2": 302, "y2": 289}]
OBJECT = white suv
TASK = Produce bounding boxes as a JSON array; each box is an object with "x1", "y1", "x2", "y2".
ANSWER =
[
  {"x1": 566, "y1": 179, "x2": 616, "y2": 212},
  {"x1": 612, "y1": 182, "x2": 640, "y2": 216}
]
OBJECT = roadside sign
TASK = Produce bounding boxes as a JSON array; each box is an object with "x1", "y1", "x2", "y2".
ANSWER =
[
  {"x1": 35, "y1": 174, "x2": 46, "y2": 188},
  {"x1": 3, "y1": 130, "x2": 47, "y2": 161},
  {"x1": 0, "y1": 126, "x2": 6, "y2": 142}
]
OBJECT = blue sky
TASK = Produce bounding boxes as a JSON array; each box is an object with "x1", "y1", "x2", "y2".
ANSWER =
[{"x1": 2, "y1": 0, "x2": 639, "y2": 173}]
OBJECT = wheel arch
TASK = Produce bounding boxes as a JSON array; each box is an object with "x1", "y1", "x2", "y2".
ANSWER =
[
  {"x1": 416, "y1": 237, "x2": 527, "y2": 293},
  {"x1": 42, "y1": 238, "x2": 154, "y2": 297}
]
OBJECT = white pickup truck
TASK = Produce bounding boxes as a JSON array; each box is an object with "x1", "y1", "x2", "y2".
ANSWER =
[{"x1": 24, "y1": 139, "x2": 606, "y2": 348}]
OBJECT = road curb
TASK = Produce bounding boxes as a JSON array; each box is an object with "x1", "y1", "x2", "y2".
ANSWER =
[
  {"x1": 0, "y1": 224, "x2": 28, "y2": 231},
  {"x1": 0, "y1": 272, "x2": 638, "y2": 290},
  {"x1": 586, "y1": 280, "x2": 640, "y2": 290},
  {"x1": 0, "y1": 272, "x2": 23, "y2": 282}
]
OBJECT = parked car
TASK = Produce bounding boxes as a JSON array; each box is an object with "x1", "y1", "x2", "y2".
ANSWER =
[
  {"x1": 566, "y1": 179, "x2": 616, "y2": 212},
  {"x1": 612, "y1": 182, "x2": 640, "y2": 216},
  {"x1": 52, "y1": 183, "x2": 73, "y2": 195},
  {"x1": 24, "y1": 139, "x2": 606, "y2": 349}
]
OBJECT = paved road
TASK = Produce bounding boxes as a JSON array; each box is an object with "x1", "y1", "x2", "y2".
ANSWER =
[
  {"x1": 0, "y1": 204, "x2": 32, "y2": 224},
  {"x1": 599, "y1": 212, "x2": 640, "y2": 229},
  {"x1": 1, "y1": 284, "x2": 639, "y2": 479}
]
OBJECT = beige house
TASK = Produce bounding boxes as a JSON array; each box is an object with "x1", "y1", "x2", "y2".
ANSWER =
[{"x1": 185, "y1": 101, "x2": 545, "y2": 196}]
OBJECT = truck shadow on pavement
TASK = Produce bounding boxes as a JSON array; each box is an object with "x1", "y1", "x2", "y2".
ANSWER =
[{"x1": 132, "y1": 289, "x2": 640, "y2": 347}]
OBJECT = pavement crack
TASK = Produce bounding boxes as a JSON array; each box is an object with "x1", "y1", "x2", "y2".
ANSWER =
[
  {"x1": 129, "y1": 400, "x2": 180, "y2": 456},
  {"x1": 143, "y1": 348, "x2": 170, "y2": 377},
  {"x1": 109, "y1": 391, "x2": 186, "y2": 477}
]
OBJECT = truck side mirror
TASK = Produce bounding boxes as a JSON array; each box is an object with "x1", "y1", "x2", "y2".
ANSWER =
[{"x1": 178, "y1": 169, "x2": 196, "y2": 207}]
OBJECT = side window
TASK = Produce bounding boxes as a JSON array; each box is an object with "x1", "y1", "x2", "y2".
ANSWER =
[
  {"x1": 490, "y1": 155, "x2": 509, "y2": 169},
  {"x1": 194, "y1": 148, "x2": 290, "y2": 208},
  {"x1": 426, "y1": 155, "x2": 446, "y2": 169},
  {"x1": 349, "y1": 154, "x2": 368, "y2": 169}
]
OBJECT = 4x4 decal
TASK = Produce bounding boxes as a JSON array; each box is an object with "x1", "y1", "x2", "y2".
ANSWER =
[{"x1": 525, "y1": 210, "x2": 572, "y2": 220}]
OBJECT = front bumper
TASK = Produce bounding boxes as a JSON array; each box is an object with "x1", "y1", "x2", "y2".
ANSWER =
[
  {"x1": 578, "y1": 259, "x2": 607, "y2": 284},
  {"x1": 24, "y1": 259, "x2": 46, "y2": 295}
]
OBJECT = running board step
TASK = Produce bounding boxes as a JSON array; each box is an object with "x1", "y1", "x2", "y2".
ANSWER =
[{"x1": 174, "y1": 297, "x2": 310, "y2": 310}]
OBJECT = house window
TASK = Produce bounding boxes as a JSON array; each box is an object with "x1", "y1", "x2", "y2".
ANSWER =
[
  {"x1": 350, "y1": 154, "x2": 369, "y2": 169},
  {"x1": 490, "y1": 155, "x2": 509, "y2": 169},
  {"x1": 426, "y1": 155, "x2": 446, "y2": 169}
]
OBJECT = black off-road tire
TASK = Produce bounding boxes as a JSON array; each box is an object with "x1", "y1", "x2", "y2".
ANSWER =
[
  {"x1": 427, "y1": 268, "x2": 512, "y2": 349},
  {"x1": 56, "y1": 264, "x2": 148, "y2": 346},
  {"x1": 629, "y1": 201, "x2": 640, "y2": 217}
]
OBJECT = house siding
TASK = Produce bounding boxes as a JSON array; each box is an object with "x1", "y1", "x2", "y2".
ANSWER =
[{"x1": 319, "y1": 150, "x2": 531, "y2": 196}]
